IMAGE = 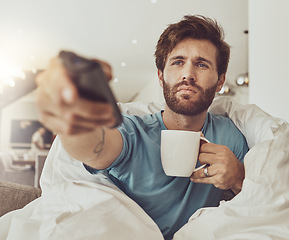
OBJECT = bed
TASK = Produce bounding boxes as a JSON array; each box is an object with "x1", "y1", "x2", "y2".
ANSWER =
[{"x1": 0, "y1": 97, "x2": 288, "y2": 240}]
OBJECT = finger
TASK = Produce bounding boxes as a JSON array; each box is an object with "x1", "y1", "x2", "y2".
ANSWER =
[
  {"x1": 41, "y1": 103, "x2": 116, "y2": 131},
  {"x1": 37, "y1": 85, "x2": 113, "y2": 119},
  {"x1": 191, "y1": 169, "x2": 234, "y2": 190},
  {"x1": 56, "y1": 57, "x2": 80, "y2": 104},
  {"x1": 39, "y1": 111, "x2": 98, "y2": 135},
  {"x1": 57, "y1": 101, "x2": 117, "y2": 128},
  {"x1": 92, "y1": 59, "x2": 113, "y2": 81},
  {"x1": 71, "y1": 99, "x2": 115, "y2": 119},
  {"x1": 190, "y1": 175, "x2": 215, "y2": 185},
  {"x1": 198, "y1": 152, "x2": 216, "y2": 165},
  {"x1": 36, "y1": 57, "x2": 79, "y2": 105},
  {"x1": 41, "y1": 98, "x2": 114, "y2": 122},
  {"x1": 38, "y1": 93, "x2": 117, "y2": 132},
  {"x1": 200, "y1": 142, "x2": 224, "y2": 154},
  {"x1": 62, "y1": 113, "x2": 116, "y2": 129},
  {"x1": 191, "y1": 165, "x2": 213, "y2": 179},
  {"x1": 39, "y1": 111, "x2": 74, "y2": 135}
]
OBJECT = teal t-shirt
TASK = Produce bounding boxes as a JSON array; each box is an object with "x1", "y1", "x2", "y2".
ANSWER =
[{"x1": 86, "y1": 111, "x2": 249, "y2": 240}]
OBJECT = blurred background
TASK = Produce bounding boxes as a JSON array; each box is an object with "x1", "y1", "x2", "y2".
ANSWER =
[
  {"x1": 0, "y1": 0, "x2": 249, "y2": 103},
  {"x1": 0, "y1": 0, "x2": 288, "y2": 185}
]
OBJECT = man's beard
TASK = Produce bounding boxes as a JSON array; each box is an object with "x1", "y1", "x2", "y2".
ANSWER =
[{"x1": 163, "y1": 80, "x2": 218, "y2": 116}]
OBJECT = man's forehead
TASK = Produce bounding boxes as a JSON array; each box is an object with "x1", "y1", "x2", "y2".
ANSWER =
[{"x1": 166, "y1": 39, "x2": 218, "y2": 65}]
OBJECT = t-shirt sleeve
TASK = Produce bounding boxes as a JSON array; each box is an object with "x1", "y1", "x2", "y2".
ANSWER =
[
  {"x1": 205, "y1": 114, "x2": 249, "y2": 164},
  {"x1": 232, "y1": 134, "x2": 249, "y2": 163},
  {"x1": 107, "y1": 115, "x2": 142, "y2": 172},
  {"x1": 226, "y1": 119, "x2": 249, "y2": 163}
]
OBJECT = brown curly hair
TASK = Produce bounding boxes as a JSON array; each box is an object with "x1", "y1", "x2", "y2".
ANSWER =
[{"x1": 154, "y1": 15, "x2": 230, "y2": 77}]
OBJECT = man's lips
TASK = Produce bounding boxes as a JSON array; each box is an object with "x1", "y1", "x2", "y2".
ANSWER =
[{"x1": 176, "y1": 86, "x2": 198, "y2": 94}]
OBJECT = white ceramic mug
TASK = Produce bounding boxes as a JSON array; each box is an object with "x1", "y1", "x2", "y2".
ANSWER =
[{"x1": 161, "y1": 130, "x2": 210, "y2": 177}]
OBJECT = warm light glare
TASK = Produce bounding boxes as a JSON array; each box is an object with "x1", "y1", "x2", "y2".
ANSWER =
[
  {"x1": 0, "y1": 62, "x2": 25, "y2": 79},
  {"x1": 218, "y1": 85, "x2": 230, "y2": 94},
  {"x1": 219, "y1": 86, "x2": 225, "y2": 94},
  {"x1": 9, "y1": 79, "x2": 16, "y2": 87},
  {"x1": 236, "y1": 76, "x2": 245, "y2": 85},
  {"x1": 0, "y1": 58, "x2": 26, "y2": 91},
  {"x1": 244, "y1": 76, "x2": 249, "y2": 84},
  {"x1": 236, "y1": 73, "x2": 249, "y2": 86}
]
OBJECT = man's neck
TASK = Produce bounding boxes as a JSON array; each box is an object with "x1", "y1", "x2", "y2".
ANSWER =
[{"x1": 162, "y1": 105, "x2": 208, "y2": 131}]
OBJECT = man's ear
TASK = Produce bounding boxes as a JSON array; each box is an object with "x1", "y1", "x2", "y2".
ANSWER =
[
  {"x1": 158, "y1": 69, "x2": 164, "y2": 88},
  {"x1": 216, "y1": 74, "x2": 225, "y2": 92}
]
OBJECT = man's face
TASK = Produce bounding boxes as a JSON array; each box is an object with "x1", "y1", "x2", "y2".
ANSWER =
[{"x1": 158, "y1": 38, "x2": 225, "y2": 116}]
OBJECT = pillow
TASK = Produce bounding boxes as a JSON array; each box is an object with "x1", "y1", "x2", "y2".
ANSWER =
[{"x1": 119, "y1": 97, "x2": 286, "y2": 148}]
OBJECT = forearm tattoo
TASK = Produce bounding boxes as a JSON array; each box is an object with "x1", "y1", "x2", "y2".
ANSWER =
[{"x1": 93, "y1": 128, "x2": 105, "y2": 155}]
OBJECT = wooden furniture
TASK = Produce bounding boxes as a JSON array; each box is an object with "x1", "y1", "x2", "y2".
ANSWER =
[
  {"x1": 0, "y1": 153, "x2": 35, "y2": 186},
  {"x1": 0, "y1": 152, "x2": 47, "y2": 187},
  {"x1": 12, "y1": 159, "x2": 35, "y2": 167}
]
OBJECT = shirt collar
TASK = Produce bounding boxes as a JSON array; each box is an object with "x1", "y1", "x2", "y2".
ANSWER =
[{"x1": 157, "y1": 110, "x2": 210, "y2": 133}]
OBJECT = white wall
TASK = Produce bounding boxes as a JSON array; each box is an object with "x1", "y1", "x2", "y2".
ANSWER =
[
  {"x1": 249, "y1": 0, "x2": 289, "y2": 121},
  {"x1": 133, "y1": 76, "x2": 164, "y2": 103},
  {"x1": 0, "y1": 0, "x2": 249, "y2": 103}
]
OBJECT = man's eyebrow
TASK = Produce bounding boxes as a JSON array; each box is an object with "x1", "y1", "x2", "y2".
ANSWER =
[
  {"x1": 168, "y1": 55, "x2": 214, "y2": 66},
  {"x1": 168, "y1": 55, "x2": 185, "y2": 62}
]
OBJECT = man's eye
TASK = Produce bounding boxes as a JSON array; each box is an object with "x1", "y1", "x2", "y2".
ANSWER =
[
  {"x1": 172, "y1": 61, "x2": 183, "y2": 66},
  {"x1": 196, "y1": 63, "x2": 209, "y2": 68}
]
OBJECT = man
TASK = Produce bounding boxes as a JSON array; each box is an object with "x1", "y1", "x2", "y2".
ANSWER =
[
  {"x1": 29, "y1": 127, "x2": 46, "y2": 158},
  {"x1": 36, "y1": 15, "x2": 249, "y2": 240},
  {"x1": 30, "y1": 127, "x2": 46, "y2": 151}
]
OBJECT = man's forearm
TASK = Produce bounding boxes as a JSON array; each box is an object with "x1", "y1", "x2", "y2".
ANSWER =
[
  {"x1": 60, "y1": 128, "x2": 106, "y2": 164},
  {"x1": 59, "y1": 127, "x2": 123, "y2": 170}
]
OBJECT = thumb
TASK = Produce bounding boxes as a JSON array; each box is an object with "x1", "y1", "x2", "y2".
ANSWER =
[
  {"x1": 61, "y1": 85, "x2": 78, "y2": 104},
  {"x1": 53, "y1": 57, "x2": 79, "y2": 104},
  {"x1": 92, "y1": 59, "x2": 113, "y2": 81}
]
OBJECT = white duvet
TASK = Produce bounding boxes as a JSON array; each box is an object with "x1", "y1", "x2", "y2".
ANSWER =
[
  {"x1": 0, "y1": 137, "x2": 163, "y2": 240},
  {"x1": 0, "y1": 97, "x2": 288, "y2": 240},
  {"x1": 174, "y1": 98, "x2": 289, "y2": 240}
]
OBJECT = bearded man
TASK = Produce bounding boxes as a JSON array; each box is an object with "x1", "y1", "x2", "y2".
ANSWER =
[{"x1": 36, "y1": 15, "x2": 249, "y2": 240}]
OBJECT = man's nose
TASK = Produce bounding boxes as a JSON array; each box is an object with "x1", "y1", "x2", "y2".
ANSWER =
[{"x1": 182, "y1": 64, "x2": 195, "y2": 82}]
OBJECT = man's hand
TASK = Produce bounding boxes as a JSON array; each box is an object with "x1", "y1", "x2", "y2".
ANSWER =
[
  {"x1": 190, "y1": 142, "x2": 245, "y2": 194},
  {"x1": 36, "y1": 57, "x2": 116, "y2": 135}
]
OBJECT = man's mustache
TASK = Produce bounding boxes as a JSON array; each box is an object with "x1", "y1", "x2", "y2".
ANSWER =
[{"x1": 172, "y1": 81, "x2": 203, "y2": 94}]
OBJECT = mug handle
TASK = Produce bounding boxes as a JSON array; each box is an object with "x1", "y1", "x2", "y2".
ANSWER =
[
  {"x1": 200, "y1": 136, "x2": 210, "y2": 143},
  {"x1": 193, "y1": 137, "x2": 210, "y2": 172}
]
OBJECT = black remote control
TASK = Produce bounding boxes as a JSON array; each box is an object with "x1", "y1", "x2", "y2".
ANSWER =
[{"x1": 59, "y1": 50, "x2": 123, "y2": 128}]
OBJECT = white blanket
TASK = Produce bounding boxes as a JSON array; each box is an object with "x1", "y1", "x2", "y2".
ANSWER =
[
  {"x1": 174, "y1": 98, "x2": 289, "y2": 240},
  {"x1": 0, "y1": 97, "x2": 288, "y2": 240},
  {"x1": 0, "y1": 134, "x2": 163, "y2": 239}
]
